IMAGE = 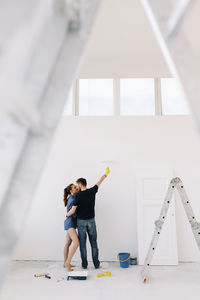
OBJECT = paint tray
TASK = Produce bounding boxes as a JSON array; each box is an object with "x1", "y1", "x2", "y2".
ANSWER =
[{"x1": 67, "y1": 271, "x2": 88, "y2": 280}]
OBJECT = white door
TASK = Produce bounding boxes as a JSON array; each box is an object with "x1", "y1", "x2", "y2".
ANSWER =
[{"x1": 137, "y1": 168, "x2": 178, "y2": 265}]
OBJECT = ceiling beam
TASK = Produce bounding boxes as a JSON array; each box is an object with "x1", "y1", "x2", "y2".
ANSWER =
[{"x1": 0, "y1": 0, "x2": 101, "y2": 287}]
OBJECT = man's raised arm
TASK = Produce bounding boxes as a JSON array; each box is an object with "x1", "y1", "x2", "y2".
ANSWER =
[{"x1": 96, "y1": 167, "x2": 110, "y2": 187}]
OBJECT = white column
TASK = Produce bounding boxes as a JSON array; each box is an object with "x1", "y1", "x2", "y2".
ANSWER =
[{"x1": 0, "y1": 0, "x2": 101, "y2": 287}]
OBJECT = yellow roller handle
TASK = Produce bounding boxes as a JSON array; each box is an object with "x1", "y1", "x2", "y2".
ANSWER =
[
  {"x1": 105, "y1": 167, "x2": 110, "y2": 177},
  {"x1": 34, "y1": 273, "x2": 49, "y2": 277}
]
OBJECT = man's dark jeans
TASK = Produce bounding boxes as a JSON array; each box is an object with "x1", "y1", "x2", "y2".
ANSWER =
[{"x1": 77, "y1": 218, "x2": 100, "y2": 269}]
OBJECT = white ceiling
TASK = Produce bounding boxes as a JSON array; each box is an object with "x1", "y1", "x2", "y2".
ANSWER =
[{"x1": 78, "y1": 0, "x2": 171, "y2": 78}]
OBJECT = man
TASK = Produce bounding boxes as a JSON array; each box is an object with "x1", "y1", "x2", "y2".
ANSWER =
[{"x1": 75, "y1": 168, "x2": 110, "y2": 269}]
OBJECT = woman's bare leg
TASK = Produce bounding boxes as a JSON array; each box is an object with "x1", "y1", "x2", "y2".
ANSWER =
[
  {"x1": 64, "y1": 232, "x2": 72, "y2": 266},
  {"x1": 65, "y1": 228, "x2": 80, "y2": 271}
]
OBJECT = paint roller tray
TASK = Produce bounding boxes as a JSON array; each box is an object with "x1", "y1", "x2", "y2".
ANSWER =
[{"x1": 67, "y1": 271, "x2": 88, "y2": 280}]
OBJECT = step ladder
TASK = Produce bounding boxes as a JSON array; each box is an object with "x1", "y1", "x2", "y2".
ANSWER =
[{"x1": 141, "y1": 177, "x2": 200, "y2": 283}]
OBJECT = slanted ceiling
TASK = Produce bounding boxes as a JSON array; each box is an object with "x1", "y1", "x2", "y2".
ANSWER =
[{"x1": 78, "y1": 0, "x2": 171, "y2": 78}]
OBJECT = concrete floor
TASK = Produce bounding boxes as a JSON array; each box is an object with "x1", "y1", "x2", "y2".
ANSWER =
[{"x1": 0, "y1": 261, "x2": 200, "y2": 300}]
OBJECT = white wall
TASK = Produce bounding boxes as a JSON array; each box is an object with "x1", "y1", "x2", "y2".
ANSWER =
[
  {"x1": 13, "y1": 116, "x2": 200, "y2": 262},
  {"x1": 78, "y1": 0, "x2": 171, "y2": 78}
]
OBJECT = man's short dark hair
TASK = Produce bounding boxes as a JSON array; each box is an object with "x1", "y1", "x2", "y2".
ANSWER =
[{"x1": 76, "y1": 178, "x2": 87, "y2": 186}]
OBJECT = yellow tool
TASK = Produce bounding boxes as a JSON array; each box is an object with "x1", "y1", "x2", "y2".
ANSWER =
[
  {"x1": 34, "y1": 273, "x2": 49, "y2": 278},
  {"x1": 97, "y1": 273, "x2": 105, "y2": 278},
  {"x1": 105, "y1": 167, "x2": 110, "y2": 177},
  {"x1": 97, "y1": 272, "x2": 112, "y2": 278},
  {"x1": 105, "y1": 272, "x2": 111, "y2": 277}
]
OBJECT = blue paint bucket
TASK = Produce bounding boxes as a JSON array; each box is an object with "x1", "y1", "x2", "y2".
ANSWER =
[{"x1": 117, "y1": 252, "x2": 130, "y2": 268}]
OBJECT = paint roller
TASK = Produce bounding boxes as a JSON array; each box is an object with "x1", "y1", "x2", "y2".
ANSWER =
[{"x1": 104, "y1": 167, "x2": 110, "y2": 177}]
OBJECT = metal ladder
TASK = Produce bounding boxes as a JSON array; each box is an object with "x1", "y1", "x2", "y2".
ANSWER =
[{"x1": 141, "y1": 177, "x2": 200, "y2": 283}]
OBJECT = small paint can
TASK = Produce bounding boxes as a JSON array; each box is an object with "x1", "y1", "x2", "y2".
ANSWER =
[{"x1": 130, "y1": 257, "x2": 137, "y2": 265}]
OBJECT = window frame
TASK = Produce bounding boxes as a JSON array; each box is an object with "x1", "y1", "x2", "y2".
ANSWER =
[{"x1": 63, "y1": 78, "x2": 190, "y2": 117}]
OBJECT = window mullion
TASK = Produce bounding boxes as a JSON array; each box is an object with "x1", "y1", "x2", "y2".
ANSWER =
[
  {"x1": 155, "y1": 78, "x2": 162, "y2": 116},
  {"x1": 113, "y1": 78, "x2": 120, "y2": 116},
  {"x1": 73, "y1": 79, "x2": 79, "y2": 116}
]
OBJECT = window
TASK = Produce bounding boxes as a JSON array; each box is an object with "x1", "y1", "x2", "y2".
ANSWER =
[
  {"x1": 63, "y1": 78, "x2": 191, "y2": 117},
  {"x1": 120, "y1": 79, "x2": 155, "y2": 115},
  {"x1": 161, "y1": 78, "x2": 190, "y2": 115},
  {"x1": 63, "y1": 86, "x2": 73, "y2": 115},
  {"x1": 79, "y1": 79, "x2": 113, "y2": 116}
]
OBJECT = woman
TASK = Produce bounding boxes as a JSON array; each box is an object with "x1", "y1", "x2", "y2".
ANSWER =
[{"x1": 63, "y1": 184, "x2": 79, "y2": 271}]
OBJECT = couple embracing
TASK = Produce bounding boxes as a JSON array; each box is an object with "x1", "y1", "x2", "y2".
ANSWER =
[{"x1": 63, "y1": 168, "x2": 110, "y2": 271}]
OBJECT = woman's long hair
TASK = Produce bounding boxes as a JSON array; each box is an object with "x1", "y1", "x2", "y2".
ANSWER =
[{"x1": 63, "y1": 184, "x2": 73, "y2": 207}]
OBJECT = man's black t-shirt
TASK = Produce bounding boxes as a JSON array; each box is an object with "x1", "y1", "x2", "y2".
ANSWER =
[{"x1": 74, "y1": 185, "x2": 98, "y2": 220}]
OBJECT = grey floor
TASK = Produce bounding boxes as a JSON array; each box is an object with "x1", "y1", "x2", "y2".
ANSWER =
[{"x1": 0, "y1": 261, "x2": 200, "y2": 300}]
